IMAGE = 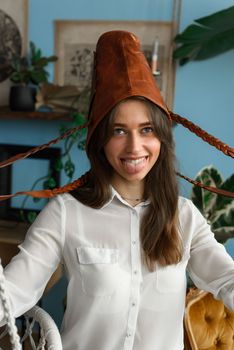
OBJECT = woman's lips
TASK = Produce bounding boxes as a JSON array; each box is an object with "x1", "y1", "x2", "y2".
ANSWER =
[{"x1": 121, "y1": 156, "x2": 148, "y2": 174}]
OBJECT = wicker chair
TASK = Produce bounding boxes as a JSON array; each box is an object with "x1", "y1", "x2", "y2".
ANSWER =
[{"x1": 0, "y1": 260, "x2": 62, "y2": 350}]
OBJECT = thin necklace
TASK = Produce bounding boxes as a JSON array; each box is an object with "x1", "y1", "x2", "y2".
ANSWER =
[{"x1": 121, "y1": 196, "x2": 144, "y2": 202}]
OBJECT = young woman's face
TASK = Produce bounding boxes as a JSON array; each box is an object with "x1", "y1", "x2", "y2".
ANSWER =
[{"x1": 104, "y1": 99, "x2": 161, "y2": 187}]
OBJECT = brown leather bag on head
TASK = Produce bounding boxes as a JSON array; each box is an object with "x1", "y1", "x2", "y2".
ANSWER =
[
  {"x1": 0, "y1": 30, "x2": 233, "y2": 201},
  {"x1": 86, "y1": 30, "x2": 170, "y2": 145}
]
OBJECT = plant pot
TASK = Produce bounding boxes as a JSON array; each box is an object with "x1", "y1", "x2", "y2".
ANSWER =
[{"x1": 9, "y1": 85, "x2": 36, "y2": 111}]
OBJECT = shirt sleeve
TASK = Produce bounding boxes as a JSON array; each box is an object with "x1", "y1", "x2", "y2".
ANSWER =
[
  {"x1": 186, "y1": 199, "x2": 234, "y2": 311},
  {"x1": 0, "y1": 195, "x2": 65, "y2": 324}
]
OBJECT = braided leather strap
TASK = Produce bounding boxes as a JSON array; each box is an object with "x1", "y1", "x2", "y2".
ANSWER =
[
  {"x1": 177, "y1": 172, "x2": 234, "y2": 198},
  {"x1": 0, "y1": 122, "x2": 89, "y2": 169},
  {"x1": 0, "y1": 170, "x2": 233, "y2": 201},
  {"x1": 170, "y1": 111, "x2": 234, "y2": 158},
  {"x1": 0, "y1": 171, "x2": 90, "y2": 201}
]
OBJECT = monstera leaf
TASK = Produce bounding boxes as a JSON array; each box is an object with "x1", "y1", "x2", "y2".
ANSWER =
[
  {"x1": 173, "y1": 6, "x2": 234, "y2": 65},
  {"x1": 191, "y1": 165, "x2": 234, "y2": 244}
]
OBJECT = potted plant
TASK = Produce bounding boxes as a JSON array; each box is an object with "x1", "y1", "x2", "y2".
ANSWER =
[
  {"x1": 9, "y1": 41, "x2": 57, "y2": 111},
  {"x1": 191, "y1": 165, "x2": 234, "y2": 244}
]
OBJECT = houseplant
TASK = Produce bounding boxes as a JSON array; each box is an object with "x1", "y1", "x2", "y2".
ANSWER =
[
  {"x1": 191, "y1": 165, "x2": 234, "y2": 244},
  {"x1": 9, "y1": 41, "x2": 57, "y2": 111},
  {"x1": 173, "y1": 5, "x2": 234, "y2": 65}
]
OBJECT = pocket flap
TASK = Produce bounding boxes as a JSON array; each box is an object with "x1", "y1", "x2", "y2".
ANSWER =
[{"x1": 77, "y1": 247, "x2": 119, "y2": 264}]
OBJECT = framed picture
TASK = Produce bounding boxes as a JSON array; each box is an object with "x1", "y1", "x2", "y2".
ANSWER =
[
  {"x1": 54, "y1": 20, "x2": 177, "y2": 109},
  {"x1": 0, "y1": 144, "x2": 61, "y2": 222},
  {"x1": 0, "y1": 0, "x2": 28, "y2": 107}
]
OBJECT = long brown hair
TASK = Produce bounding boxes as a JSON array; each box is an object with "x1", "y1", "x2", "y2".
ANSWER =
[{"x1": 71, "y1": 96, "x2": 182, "y2": 270}]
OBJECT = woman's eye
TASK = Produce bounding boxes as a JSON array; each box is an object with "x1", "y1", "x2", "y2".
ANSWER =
[
  {"x1": 142, "y1": 126, "x2": 154, "y2": 134},
  {"x1": 113, "y1": 128, "x2": 126, "y2": 135}
]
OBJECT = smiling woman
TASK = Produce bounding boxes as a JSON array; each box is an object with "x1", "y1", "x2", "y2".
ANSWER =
[
  {"x1": 104, "y1": 98, "x2": 161, "y2": 194},
  {"x1": 0, "y1": 30, "x2": 233, "y2": 350}
]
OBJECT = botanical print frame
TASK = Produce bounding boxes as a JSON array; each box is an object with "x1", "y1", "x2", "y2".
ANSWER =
[
  {"x1": 54, "y1": 20, "x2": 177, "y2": 109},
  {"x1": 0, "y1": 0, "x2": 28, "y2": 107}
]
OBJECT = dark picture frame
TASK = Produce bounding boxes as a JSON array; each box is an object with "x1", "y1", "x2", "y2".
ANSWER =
[{"x1": 0, "y1": 144, "x2": 61, "y2": 222}]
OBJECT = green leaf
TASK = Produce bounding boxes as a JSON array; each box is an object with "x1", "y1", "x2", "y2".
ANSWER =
[
  {"x1": 173, "y1": 5, "x2": 234, "y2": 64},
  {"x1": 173, "y1": 44, "x2": 199, "y2": 60},
  {"x1": 174, "y1": 24, "x2": 209, "y2": 43},
  {"x1": 196, "y1": 6, "x2": 234, "y2": 30},
  {"x1": 27, "y1": 211, "x2": 38, "y2": 223},
  {"x1": 78, "y1": 140, "x2": 86, "y2": 150},
  {"x1": 212, "y1": 226, "x2": 234, "y2": 244},
  {"x1": 9, "y1": 41, "x2": 57, "y2": 85},
  {"x1": 216, "y1": 174, "x2": 234, "y2": 210},
  {"x1": 212, "y1": 201, "x2": 234, "y2": 229},
  {"x1": 30, "y1": 69, "x2": 48, "y2": 84},
  {"x1": 191, "y1": 165, "x2": 223, "y2": 218},
  {"x1": 64, "y1": 159, "x2": 75, "y2": 179},
  {"x1": 72, "y1": 113, "x2": 86, "y2": 125},
  {"x1": 43, "y1": 177, "x2": 57, "y2": 189}
]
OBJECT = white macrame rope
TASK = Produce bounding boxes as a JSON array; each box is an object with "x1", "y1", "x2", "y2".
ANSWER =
[
  {"x1": 0, "y1": 260, "x2": 21, "y2": 350},
  {"x1": 0, "y1": 260, "x2": 62, "y2": 349}
]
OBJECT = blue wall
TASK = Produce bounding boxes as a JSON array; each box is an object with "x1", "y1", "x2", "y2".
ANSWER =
[
  {"x1": 27, "y1": 0, "x2": 234, "y2": 256},
  {"x1": 2, "y1": 0, "x2": 233, "y2": 194},
  {"x1": 1, "y1": 0, "x2": 233, "y2": 325}
]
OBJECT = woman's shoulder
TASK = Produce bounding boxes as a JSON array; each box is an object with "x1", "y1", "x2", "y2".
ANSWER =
[
  {"x1": 178, "y1": 196, "x2": 201, "y2": 218},
  {"x1": 178, "y1": 195, "x2": 208, "y2": 231},
  {"x1": 55, "y1": 192, "x2": 78, "y2": 202},
  {"x1": 39, "y1": 193, "x2": 83, "y2": 216},
  {"x1": 178, "y1": 196, "x2": 193, "y2": 209}
]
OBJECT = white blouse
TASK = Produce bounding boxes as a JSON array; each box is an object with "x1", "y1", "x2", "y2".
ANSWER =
[{"x1": 1, "y1": 189, "x2": 234, "y2": 350}]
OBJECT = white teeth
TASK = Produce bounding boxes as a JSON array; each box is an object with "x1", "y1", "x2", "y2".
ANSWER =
[{"x1": 123, "y1": 157, "x2": 145, "y2": 165}]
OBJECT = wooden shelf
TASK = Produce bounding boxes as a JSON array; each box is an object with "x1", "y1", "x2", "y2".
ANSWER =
[
  {"x1": 0, "y1": 109, "x2": 72, "y2": 121},
  {"x1": 0, "y1": 219, "x2": 63, "y2": 292},
  {"x1": 0, "y1": 219, "x2": 30, "y2": 244}
]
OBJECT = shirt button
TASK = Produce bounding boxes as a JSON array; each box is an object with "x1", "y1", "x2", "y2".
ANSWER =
[
  {"x1": 132, "y1": 240, "x2": 136, "y2": 245},
  {"x1": 126, "y1": 333, "x2": 131, "y2": 337},
  {"x1": 134, "y1": 270, "x2": 138, "y2": 275},
  {"x1": 132, "y1": 302, "x2": 136, "y2": 307}
]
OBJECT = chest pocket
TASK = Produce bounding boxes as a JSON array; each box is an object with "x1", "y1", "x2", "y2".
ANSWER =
[
  {"x1": 155, "y1": 250, "x2": 190, "y2": 293},
  {"x1": 77, "y1": 247, "x2": 119, "y2": 297}
]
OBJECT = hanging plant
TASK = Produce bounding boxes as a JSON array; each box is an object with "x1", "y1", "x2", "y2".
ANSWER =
[
  {"x1": 173, "y1": 6, "x2": 234, "y2": 65},
  {"x1": 18, "y1": 111, "x2": 87, "y2": 223}
]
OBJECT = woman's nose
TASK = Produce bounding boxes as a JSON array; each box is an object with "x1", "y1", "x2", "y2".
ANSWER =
[{"x1": 125, "y1": 132, "x2": 141, "y2": 153}]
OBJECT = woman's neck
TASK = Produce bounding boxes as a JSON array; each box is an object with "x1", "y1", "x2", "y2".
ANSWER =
[{"x1": 111, "y1": 178, "x2": 145, "y2": 205}]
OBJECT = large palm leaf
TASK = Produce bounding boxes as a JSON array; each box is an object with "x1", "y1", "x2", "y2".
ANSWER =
[{"x1": 173, "y1": 6, "x2": 234, "y2": 65}]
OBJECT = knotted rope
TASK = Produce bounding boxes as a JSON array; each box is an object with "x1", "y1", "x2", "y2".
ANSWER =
[
  {"x1": 0, "y1": 260, "x2": 21, "y2": 350},
  {"x1": 170, "y1": 112, "x2": 234, "y2": 158}
]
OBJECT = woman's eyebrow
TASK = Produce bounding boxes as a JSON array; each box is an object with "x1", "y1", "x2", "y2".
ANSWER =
[{"x1": 113, "y1": 122, "x2": 153, "y2": 127}]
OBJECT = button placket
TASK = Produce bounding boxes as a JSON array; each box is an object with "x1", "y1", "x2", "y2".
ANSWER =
[{"x1": 123, "y1": 209, "x2": 142, "y2": 350}]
